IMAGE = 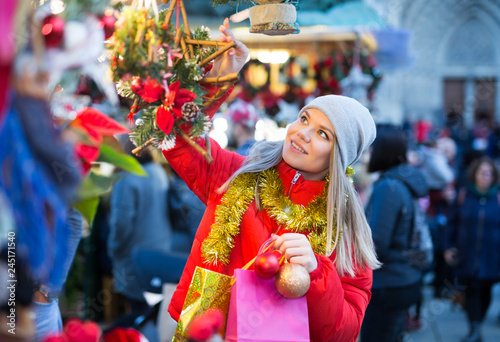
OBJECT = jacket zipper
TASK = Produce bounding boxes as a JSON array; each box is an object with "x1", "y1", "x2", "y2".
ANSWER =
[
  {"x1": 473, "y1": 198, "x2": 486, "y2": 275},
  {"x1": 288, "y1": 171, "x2": 301, "y2": 197}
]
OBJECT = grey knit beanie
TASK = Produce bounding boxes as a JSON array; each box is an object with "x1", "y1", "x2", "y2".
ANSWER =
[{"x1": 299, "y1": 95, "x2": 376, "y2": 170}]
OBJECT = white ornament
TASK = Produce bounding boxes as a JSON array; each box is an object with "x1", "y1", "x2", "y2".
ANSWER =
[
  {"x1": 340, "y1": 64, "x2": 372, "y2": 107},
  {"x1": 64, "y1": 21, "x2": 88, "y2": 51}
]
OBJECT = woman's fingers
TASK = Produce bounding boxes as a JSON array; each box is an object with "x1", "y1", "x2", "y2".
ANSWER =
[
  {"x1": 219, "y1": 18, "x2": 235, "y2": 42},
  {"x1": 273, "y1": 233, "x2": 318, "y2": 272},
  {"x1": 277, "y1": 239, "x2": 306, "y2": 255},
  {"x1": 283, "y1": 246, "x2": 309, "y2": 260}
]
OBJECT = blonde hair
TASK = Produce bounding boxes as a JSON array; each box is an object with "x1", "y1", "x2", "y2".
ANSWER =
[{"x1": 219, "y1": 139, "x2": 381, "y2": 277}]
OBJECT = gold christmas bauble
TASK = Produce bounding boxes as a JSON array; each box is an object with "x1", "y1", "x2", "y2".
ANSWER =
[{"x1": 275, "y1": 263, "x2": 310, "y2": 299}]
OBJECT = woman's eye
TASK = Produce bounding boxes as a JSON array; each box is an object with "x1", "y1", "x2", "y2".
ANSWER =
[
  {"x1": 318, "y1": 130, "x2": 328, "y2": 139},
  {"x1": 300, "y1": 116, "x2": 308, "y2": 124}
]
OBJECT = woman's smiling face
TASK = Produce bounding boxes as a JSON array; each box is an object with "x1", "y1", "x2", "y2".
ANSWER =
[{"x1": 282, "y1": 108, "x2": 335, "y2": 181}]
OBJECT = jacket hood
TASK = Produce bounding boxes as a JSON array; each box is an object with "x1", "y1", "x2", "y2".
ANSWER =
[{"x1": 381, "y1": 164, "x2": 428, "y2": 198}]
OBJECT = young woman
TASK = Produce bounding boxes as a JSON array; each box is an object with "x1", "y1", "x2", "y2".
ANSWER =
[
  {"x1": 162, "y1": 19, "x2": 380, "y2": 341},
  {"x1": 445, "y1": 156, "x2": 500, "y2": 342}
]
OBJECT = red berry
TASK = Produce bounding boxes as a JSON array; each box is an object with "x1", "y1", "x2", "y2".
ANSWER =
[
  {"x1": 130, "y1": 77, "x2": 144, "y2": 94},
  {"x1": 254, "y1": 252, "x2": 280, "y2": 278}
]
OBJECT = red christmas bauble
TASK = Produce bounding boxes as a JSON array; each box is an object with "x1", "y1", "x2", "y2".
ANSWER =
[
  {"x1": 254, "y1": 252, "x2": 280, "y2": 278},
  {"x1": 130, "y1": 77, "x2": 144, "y2": 94},
  {"x1": 101, "y1": 14, "x2": 116, "y2": 40},
  {"x1": 41, "y1": 15, "x2": 65, "y2": 48}
]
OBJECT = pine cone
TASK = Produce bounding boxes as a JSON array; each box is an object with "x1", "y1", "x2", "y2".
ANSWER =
[{"x1": 182, "y1": 102, "x2": 200, "y2": 122}]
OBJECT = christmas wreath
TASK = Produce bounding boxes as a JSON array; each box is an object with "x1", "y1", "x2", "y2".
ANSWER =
[{"x1": 108, "y1": 0, "x2": 239, "y2": 163}]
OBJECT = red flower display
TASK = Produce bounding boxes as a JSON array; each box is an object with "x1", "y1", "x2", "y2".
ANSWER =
[
  {"x1": 43, "y1": 318, "x2": 102, "y2": 342},
  {"x1": 69, "y1": 107, "x2": 129, "y2": 175},
  {"x1": 187, "y1": 309, "x2": 224, "y2": 341},
  {"x1": 137, "y1": 76, "x2": 164, "y2": 103},
  {"x1": 155, "y1": 81, "x2": 196, "y2": 135},
  {"x1": 104, "y1": 327, "x2": 142, "y2": 342}
]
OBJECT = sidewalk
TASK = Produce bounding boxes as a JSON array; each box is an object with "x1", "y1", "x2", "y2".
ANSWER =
[{"x1": 405, "y1": 284, "x2": 500, "y2": 342}]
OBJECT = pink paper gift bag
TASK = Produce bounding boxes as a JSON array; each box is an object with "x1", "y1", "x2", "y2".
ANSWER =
[{"x1": 225, "y1": 268, "x2": 310, "y2": 342}]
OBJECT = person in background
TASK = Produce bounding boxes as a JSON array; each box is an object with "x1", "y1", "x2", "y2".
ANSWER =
[
  {"x1": 225, "y1": 99, "x2": 259, "y2": 156},
  {"x1": 361, "y1": 126, "x2": 428, "y2": 342},
  {"x1": 430, "y1": 137, "x2": 458, "y2": 298},
  {"x1": 167, "y1": 168, "x2": 206, "y2": 254},
  {"x1": 412, "y1": 138, "x2": 455, "y2": 300},
  {"x1": 444, "y1": 156, "x2": 500, "y2": 342},
  {"x1": 107, "y1": 139, "x2": 173, "y2": 328}
]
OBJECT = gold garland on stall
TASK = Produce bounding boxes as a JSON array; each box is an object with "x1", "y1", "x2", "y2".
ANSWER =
[{"x1": 201, "y1": 167, "x2": 354, "y2": 265}]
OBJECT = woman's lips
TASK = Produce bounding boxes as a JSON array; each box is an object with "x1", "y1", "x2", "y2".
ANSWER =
[{"x1": 291, "y1": 140, "x2": 307, "y2": 154}]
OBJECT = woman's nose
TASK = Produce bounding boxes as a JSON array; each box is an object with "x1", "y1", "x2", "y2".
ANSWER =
[{"x1": 297, "y1": 128, "x2": 311, "y2": 142}]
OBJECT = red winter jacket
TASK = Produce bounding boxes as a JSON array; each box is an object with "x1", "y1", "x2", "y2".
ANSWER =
[{"x1": 162, "y1": 88, "x2": 372, "y2": 342}]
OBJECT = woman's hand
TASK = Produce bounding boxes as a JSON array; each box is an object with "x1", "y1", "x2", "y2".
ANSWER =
[
  {"x1": 273, "y1": 233, "x2": 318, "y2": 273},
  {"x1": 206, "y1": 18, "x2": 249, "y2": 79}
]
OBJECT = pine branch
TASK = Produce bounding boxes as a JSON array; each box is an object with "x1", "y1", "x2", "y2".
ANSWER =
[
  {"x1": 189, "y1": 114, "x2": 209, "y2": 138},
  {"x1": 130, "y1": 108, "x2": 164, "y2": 146}
]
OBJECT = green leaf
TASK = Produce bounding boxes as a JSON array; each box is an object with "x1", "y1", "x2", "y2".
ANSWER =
[
  {"x1": 98, "y1": 144, "x2": 147, "y2": 176},
  {"x1": 75, "y1": 197, "x2": 100, "y2": 225},
  {"x1": 76, "y1": 171, "x2": 121, "y2": 201}
]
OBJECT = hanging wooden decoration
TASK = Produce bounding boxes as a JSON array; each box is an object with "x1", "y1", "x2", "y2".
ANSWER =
[
  {"x1": 211, "y1": 0, "x2": 300, "y2": 36},
  {"x1": 108, "y1": 0, "x2": 240, "y2": 163}
]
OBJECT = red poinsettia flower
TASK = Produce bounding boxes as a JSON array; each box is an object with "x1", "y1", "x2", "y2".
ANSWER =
[
  {"x1": 103, "y1": 327, "x2": 143, "y2": 342},
  {"x1": 156, "y1": 105, "x2": 175, "y2": 135},
  {"x1": 137, "y1": 76, "x2": 164, "y2": 103},
  {"x1": 69, "y1": 107, "x2": 129, "y2": 175},
  {"x1": 155, "y1": 81, "x2": 196, "y2": 135},
  {"x1": 187, "y1": 309, "x2": 224, "y2": 341},
  {"x1": 43, "y1": 318, "x2": 102, "y2": 342}
]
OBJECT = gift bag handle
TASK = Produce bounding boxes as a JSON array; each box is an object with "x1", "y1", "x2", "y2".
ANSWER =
[{"x1": 241, "y1": 238, "x2": 275, "y2": 271}]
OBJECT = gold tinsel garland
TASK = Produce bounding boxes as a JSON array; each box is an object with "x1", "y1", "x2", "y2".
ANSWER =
[
  {"x1": 201, "y1": 167, "x2": 346, "y2": 265},
  {"x1": 258, "y1": 168, "x2": 328, "y2": 233},
  {"x1": 200, "y1": 172, "x2": 259, "y2": 265}
]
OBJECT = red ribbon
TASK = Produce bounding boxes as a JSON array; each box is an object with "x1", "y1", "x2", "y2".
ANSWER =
[{"x1": 127, "y1": 106, "x2": 139, "y2": 127}]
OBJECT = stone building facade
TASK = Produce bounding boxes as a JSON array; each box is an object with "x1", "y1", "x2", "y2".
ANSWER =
[{"x1": 367, "y1": 0, "x2": 500, "y2": 126}]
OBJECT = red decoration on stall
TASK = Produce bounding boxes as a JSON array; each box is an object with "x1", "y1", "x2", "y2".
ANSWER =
[{"x1": 42, "y1": 15, "x2": 65, "y2": 48}]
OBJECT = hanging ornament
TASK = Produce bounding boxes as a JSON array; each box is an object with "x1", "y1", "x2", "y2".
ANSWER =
[
  {"x1": 275, "y1": 263, "x2": 310, "y2": 299},
  {"x1": 181, "y1": 102, "x2": 200, "y2": 122},
  {"x1": 249, "y1": 1, "x2": 299, "y2": 36},
  {"x1": 64, "y1": 21, "x2": 88, "y2": 51},
  {"x1": 135, "y1": 118, "x2": 144, "y2": 127},
  {"x1": 130, "y1": 77, "x2": 145, "y2": 94},
  {"x1": 101, "y1": 11, "x2": 116, "y2": 40},
  {"x1": 254, "y1": 252, "x2": 280, "y2": 278},
  {"x1": 340, "y1": 34, "x2": 372, "y2": 106},
  {"x1": 41, "y1": 15, "x2": 65, "y2": 48}
]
